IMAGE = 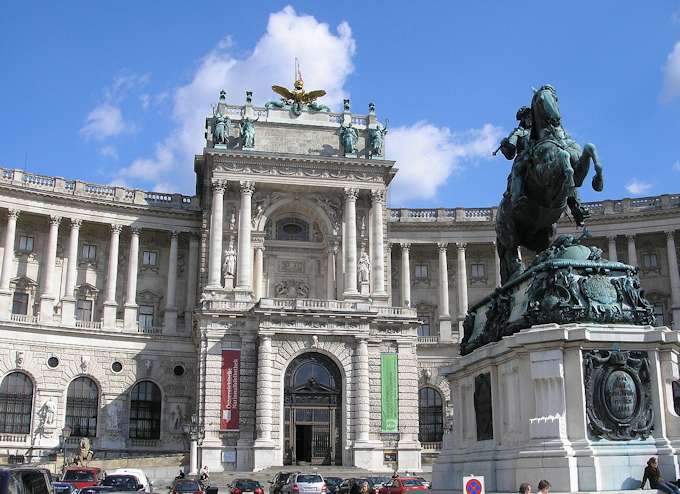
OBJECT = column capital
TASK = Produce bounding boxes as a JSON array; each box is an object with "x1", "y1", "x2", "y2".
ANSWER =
[
  {"x1": 7, "y1": 209, "x2": 20, "y2": 220},
  {"x1": 254, "y1": 244, "x2": 265, "y2": 252},
  {"x1": 626, "y1": 233, "x2": 636, "y2": 241},
  {"x1": 607, "y1": 234, "x2": 618, "y2": 241},
  {"x1": 169, "y1": 230, "x2": 179, "y2": 239},
  {"x1": 665, "y1": 230, "x2": 677, "y2": 240},
  {"x1": 49, "y1": 215, "x2": 62, "y2": 226},
  {"x1": 260, "y1": 334, "x2": 272, "y2": 344},
  {"x1": 400, "y1": 242, "x2": 411, "y2": 251},
  {"x1": 239, "y1": 180, "x2": 255, "y2": 195},
  {"x1": 211, "y1": 180, "x2": 228, "y2": 192},
  {"x1": 130, "y1": 226, "x2": 142, "y2": 236},
  {"x1": 70, "y1": 218, "x2": 83, "y2": 229},
  {"x1": 110, "y1": 224, "x2": 123, "y2": 234},
  {"x1": 343, "y1": 187, "x2": 359, "y2": 200},
  {"x1": 456, "y1": 241, "x2": 467, "y2": 250},
  {"x1": 370, "y1": 189, "x2": 385, "y2": 204},
  {"x1": 437, "y1": 242, "x2": 449, "y2": 251}
]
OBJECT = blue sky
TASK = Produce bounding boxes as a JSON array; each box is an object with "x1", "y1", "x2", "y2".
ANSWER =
[{"x1": 1, "y1": 1, "x2": 680, "y2": 208}]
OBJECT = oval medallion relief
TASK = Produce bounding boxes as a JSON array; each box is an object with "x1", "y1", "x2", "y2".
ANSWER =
[{"x1": 605, "y1": 370, "x2": 638, "y2": 420}]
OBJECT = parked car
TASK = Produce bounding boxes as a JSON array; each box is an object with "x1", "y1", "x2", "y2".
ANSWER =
[
  {"x1": 323, "y1": 478, "x2": 342, "y2": 494},
  {"x1": 280, "y1": 473, "x2": 326, "y2": 494},
  {"x1": 101, "y1": 475, "x2": 144, "y2": 492},
  {"x1": 171, "y1": 478, "x2": 203, "y2": 494},
  {"x1": 52, "y1": 482, "x2": 78, "y2": 494},
  {"x1": 378, "y1": 478, "x2": 428, "y2": 494},
  {"x1": 229, "y1": 479, "x2": 264, "y2": 494},
  {"x1": 414, "y1": 479, "x2": 430, "y2": 490},
  {"x1": 268, "y1": 473, "x2": 292, "y2": 494},
  {"x1": 365, "y1": 478, "x2": 390, "y2": 492},
  {"x1": 337, "y1": 479, "x2": 377, "y2": 494},
  {"x1": 106, "y1": 470, "x2": 152, "y2": 493},
  {"x1": 0, "y1": 466, "x2": 54, "y2": 494},
  {"x1": 78, "y1": 487, "x2": 116, "y2": 494},
  {"x1": 61, "y1": 467, "x2": 104, "y2": 489}
]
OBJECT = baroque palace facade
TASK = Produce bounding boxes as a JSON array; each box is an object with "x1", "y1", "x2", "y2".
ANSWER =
[{"x1": 1, "y1": 90, "x2": 680, "y2": 472}]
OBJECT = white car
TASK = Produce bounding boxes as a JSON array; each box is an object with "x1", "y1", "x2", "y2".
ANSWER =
[{"x1": 106, "y1": 469, "x2": 153, "y2": 493}]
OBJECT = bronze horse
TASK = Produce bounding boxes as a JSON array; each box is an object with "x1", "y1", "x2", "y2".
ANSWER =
[{"x1": 495, "y1": 85, "x2": 604, "y2": 284}]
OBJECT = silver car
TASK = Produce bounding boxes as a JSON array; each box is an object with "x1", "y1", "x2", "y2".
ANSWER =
[{"x1": 282, "y1": 473, "x2": 327, "y2": 494}]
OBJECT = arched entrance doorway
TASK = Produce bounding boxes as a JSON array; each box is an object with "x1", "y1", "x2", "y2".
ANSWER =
[{"x1": 284, "y1": 352, "x2": 342, "y2": 465}]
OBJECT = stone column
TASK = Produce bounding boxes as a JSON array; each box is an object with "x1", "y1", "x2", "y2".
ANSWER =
[
  {"x1": 456, "y1": 242, "x2": 468, "y2": 330},
  {"x1": 607, "y1": 235, "x2": 618, "y2": 262},
  {"x1": 370, "y1": 190, "x2": 387, "y2": 296},
  {"x1": 185, "y1": 234, "x2": 199, "y2": 332},
  {"x1": 255, "y1": 335, "x2": 272, "y2": 442},
  {"x1": 493, "y1": 242, "x2": 502, "y2": 288},
  {"x1": 61, "y1": 218, "x2": 82, "y2": 324},
  {"x1": 103, "y1": 224, "x2": 122, "y2": 327},
  {"x1": 438, "y1": 243, "x2": 452, "y2": 342},
  {"x1": 355, "y1": 337, "x2": 370, "y2": 442},
  {"x1": 0, "y1": 210, "x2": 19, "y2": 316},
  {"x1": 207, "y1": 181, "x2": 226, "y2": 289},
  {"x1": 236, "y1": 181, "x2": 254, "y2": 291},
  {"x1": 253, "y1": 245, "x2": 264, "y2": 301},
  {"x1": 164, "y1": 231, "x2": 179, "y2": 334},
  {"x1": 335, "y1": 242, "x2": 344, "y2": 299},
  {"x1": 400, "y1": 243, "x2": 411, "y2": 307},
  {"x1": 343, "y1": 188, "x2": 359, "y2": 297},
  {"x1": 326, "y1": 245, "x2": 337, "y2": 300},
  {"x1": 39, "y1": 215, "x2": 61, "y2": 321},
  {"x1": 627, "y1": 234, "x2": 638, "y2": 267},
  {"x1": 123, "y1": 227, "x2": 141, "y2": 329},
  {"x1": 666, "y1": 230, "x2": 680, "y2": 330}
]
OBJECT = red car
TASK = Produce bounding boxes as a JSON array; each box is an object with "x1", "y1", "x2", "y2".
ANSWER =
[
  {"x1": 62, "y1": 467, "x2": 104, "y2": 489},
  {"x1": 378, "y1": 478, "x2": 428, "y2": 494}
]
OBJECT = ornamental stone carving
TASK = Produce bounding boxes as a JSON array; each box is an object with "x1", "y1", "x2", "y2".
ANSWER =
[
  {"x1": 583, "y1": 349, "x2": 653, "y2": 440},
  {"x1": 274, "y1": 280, "x2": 310, "y2": 298}
]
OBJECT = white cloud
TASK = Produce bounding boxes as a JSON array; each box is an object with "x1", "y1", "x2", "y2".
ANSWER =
[
  {"x1": 105, "y1": 72, "x2": 149, "y2": 102},
  {"x1": 662, "y1": 41, "x2": 680, "y2": 101},
  {"x1": 626, "y1": 178, "x2": 653, "y2": 196},
  {"x1": 99, "y1": 145, "x2": 118, "y2": 159},
  {"x1": 673, "y1": 160, "x2": 680, "y2": 172},
  {"x1": 80, "y1": 104, "x2": 127, "y2": 140},
  {"x1": 113, "y1": 5, "x2": 356, "y2": 190},
  {"x1": 386, "y1": 122, "x2": 503, "y2": 205}
]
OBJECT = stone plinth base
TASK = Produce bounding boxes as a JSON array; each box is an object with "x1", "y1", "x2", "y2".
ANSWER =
[
  {"x1": 39, "y1": 295, "x2": 56, "y2": 321},
  {"x1": 252, "y1": 439, "x2": 278, "y2": 471},
  {"x1": 432, "y1": 323, "x2": 680, "y2": 492},
  {"x1": 353, "y1": 440, "x2": 384, "y2": 471}
]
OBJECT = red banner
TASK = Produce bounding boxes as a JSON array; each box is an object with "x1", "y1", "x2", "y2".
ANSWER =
[{"x1": 220, "y1": 349, "x2": 240, "y2": 430}]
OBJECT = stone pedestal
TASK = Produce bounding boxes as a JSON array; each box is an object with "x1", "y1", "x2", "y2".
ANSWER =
[
  {"x1": 432, "y1": 322, "x2": 680, "y2": 492},
  {"x1": 102, "y1": 302, "x2": 118, "y2": 328},
  {"x1": 224, "y1": 274, "x2": 234, "y2": 290},
  {"x1": 360, "y1": 280, "x2": 370, "y2": 296},
  {"x1": 61, "y1": 297, "x2": 76, "y2": 325},
  {"x1": 252, "y1": 440, "x2": 278, "y2": 471},
  {"x1": 353, "y1": 441, "x2": 384, "y2": 471},
  {"x1": 123, "y1": 304, "x2": 138, "y2": 329}
]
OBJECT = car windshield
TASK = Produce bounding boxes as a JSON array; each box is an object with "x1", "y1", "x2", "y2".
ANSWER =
[
  {"x1": 234, "y1": 480, "x2": 260, "y2": 489},
  {"x1": 174, "y1": 480, "x2": 200, "y2": 492},
  {"x1": 401, "y1": 480, "x2": 423, "y2": 487},
  {"x1": 103, "y1": 476, "x2": 138, "y2": 490},
  {"x1": 64, "y1": 471, "x2": 95, "y2": 481},
  {"x1": 296, "y1": 475, "x2": 322, "y2": 484},
  {"x1": 325, "y1": 478, "x2": 342, "y2": 486}
]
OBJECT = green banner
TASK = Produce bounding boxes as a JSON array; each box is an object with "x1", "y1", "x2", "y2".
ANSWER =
[{"x1": 381, "y1": 353, "x2": 399, "y2": 432}]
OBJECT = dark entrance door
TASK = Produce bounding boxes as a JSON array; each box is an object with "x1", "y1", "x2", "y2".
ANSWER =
[{"x1": 284, "y1": 353, "x2": 342, "y2": 465}]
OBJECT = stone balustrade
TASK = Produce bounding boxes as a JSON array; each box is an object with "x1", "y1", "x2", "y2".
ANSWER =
[
  {"x1": 0, "y1": 168, "x2": 199, "y2": 210},
  {"x1": 219, "y1": 104, "x2": 370, "y2": 127}
]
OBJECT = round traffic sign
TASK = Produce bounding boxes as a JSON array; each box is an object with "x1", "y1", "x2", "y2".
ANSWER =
[{"x1": 466, "y1": 478, "x2": 483, "y2": 494}]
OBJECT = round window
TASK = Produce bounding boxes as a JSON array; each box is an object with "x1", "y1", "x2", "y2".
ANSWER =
[
  {"x1": 47, "y1": 356, "x2": 59, "y2": 368},
  {"x1": 111, "y1": 361, "x2": 123, "y2": 373},
  {"x1": 282, "y1": 223, "x2": 303, "y2": 235},
  {"x1": 173, "y1": 365, "x2": 185, "y2": 376}
]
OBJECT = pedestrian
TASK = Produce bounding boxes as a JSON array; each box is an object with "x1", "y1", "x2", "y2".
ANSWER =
[
  {"x1": 537, "y1": 480, "x2": 550, "y2": 494},
  {"x1": 518, "y1": 482, "x2": 532, "y2": 494},
  {"x1": 359, "y1": 481, "x2": 370, "y2": 494},
  {"x1": 641, "y1": 457, "x2": 680, "y2": 494},
  {"x1": 349, "y1": 479, "x2": 360, "y2": 494}
]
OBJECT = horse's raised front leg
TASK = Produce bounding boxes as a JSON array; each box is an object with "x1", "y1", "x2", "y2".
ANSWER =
[{"x1": 574, "y1": 143, "x2": 603, "y2": 191}]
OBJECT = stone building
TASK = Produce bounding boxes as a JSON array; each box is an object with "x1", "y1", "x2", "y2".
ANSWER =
[{"x1": 0, "y1": 90, "x2": 679, "y2": 472}]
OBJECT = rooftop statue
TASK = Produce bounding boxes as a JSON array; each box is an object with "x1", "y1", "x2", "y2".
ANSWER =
[
  {"x1": 239, "y1": 115, "x2": 259, "y2": 149},
  {"x1": 368, "y1": 122, "x2": 388, "y2": 158},
  {"x1": 340, "y1": 122, "x2": 359, "y2": 156},
  {"x1": 495, "y1": 85, "x2": 604, "y2": 284},
  {"x1": 266, "y1": 79, "x2": 330, "y2": 116}
]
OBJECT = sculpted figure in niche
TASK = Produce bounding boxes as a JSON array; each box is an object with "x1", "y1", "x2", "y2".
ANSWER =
[
  {"x1": 40, "y1": 398, "x2": 57, "y2": 426},
  {"x1": 223, "y1": 237, "x2": 237, "y2": 281},
  {"x1": 358, "y1": 249, "x2": 371, "y2": 284},
  {"x1": 107, "y1": 402, "x2": 121, "y2": 431}
]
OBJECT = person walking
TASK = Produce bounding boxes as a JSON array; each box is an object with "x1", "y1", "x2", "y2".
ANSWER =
[
  {"x1": 641, "y1": 457, "x2": 680, "y2": 494},
  {"x1": 537, "y1": 480, "x2": 550, "y2": 494},
  {"x1": 518, "y1": 482, "x2": 532, "y2": 494}
]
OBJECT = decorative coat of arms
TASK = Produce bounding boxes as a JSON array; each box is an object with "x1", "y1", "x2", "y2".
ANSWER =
[{"x1": 582, "y1": 349, "x2": 654, "y2": 441}]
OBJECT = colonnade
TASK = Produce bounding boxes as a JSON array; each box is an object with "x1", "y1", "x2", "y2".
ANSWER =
[{"x1": 0, "y1": 209, "x2": 199, "y2": 333}]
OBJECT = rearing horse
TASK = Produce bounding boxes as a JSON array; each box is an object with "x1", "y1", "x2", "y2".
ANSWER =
[{"x1": 495, "y1": 85, "x2": 604, "y2": 284}]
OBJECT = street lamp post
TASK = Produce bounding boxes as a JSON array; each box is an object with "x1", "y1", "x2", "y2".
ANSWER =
[
  {"x1": 183, "y1": 414, "x2": 204, "y2": 475},
  {"x1": 60, "y1": 425, "x2": 72, "y2": 473}
]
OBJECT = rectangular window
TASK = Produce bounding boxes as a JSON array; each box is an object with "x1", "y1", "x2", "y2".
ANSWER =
[
  {"x1": 414, "y1": 263, "x2": 429, "y2": 281},
  {"x1": 642, "y1": 253, "x2": 658, "y2": 269},
  {"x1": 11, "y1": 292, "x2": 28, "y2": 315},
  {"x1": 76, "y1": 299, "x2": 93, "y2": 322},
  {"x1": 18, "y1": 236, "x2": 33, "y2": 252},
  {"x1": 138, "y1": 305, "x2": 154, "y2": 329},
  {"x1": 471, "y1": 263, "x2": 486, "y2": 279},
  {"x1": 418, "y1": 315, "x2": 431, "y2": 337},
  {"x1": 81, "y1": 244, "x2": 96, "y2": 260},
  {"x1": 653, "y1": 303, "x2": 665, "y2": 326},
  {"x1": 142, "y1": 251, "x2": 158, "y2": 266}
]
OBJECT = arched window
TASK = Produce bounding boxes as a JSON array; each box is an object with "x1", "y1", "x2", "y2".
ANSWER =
[
  {"x1": 65, "y1": 377, "x2": 99, "y2": 437},
  {"x1": 129, "y1": 381, "x2": 161, "y2": 439},
  {"x1": 418, "y1": 387, "x2": 443, "y2": 443},
  {"x1": 276, "y1": 217, "x2": 309, "y2": 241},
  {"x1": 0, "y1": 372, "x2": 34, "y2": 434}
]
